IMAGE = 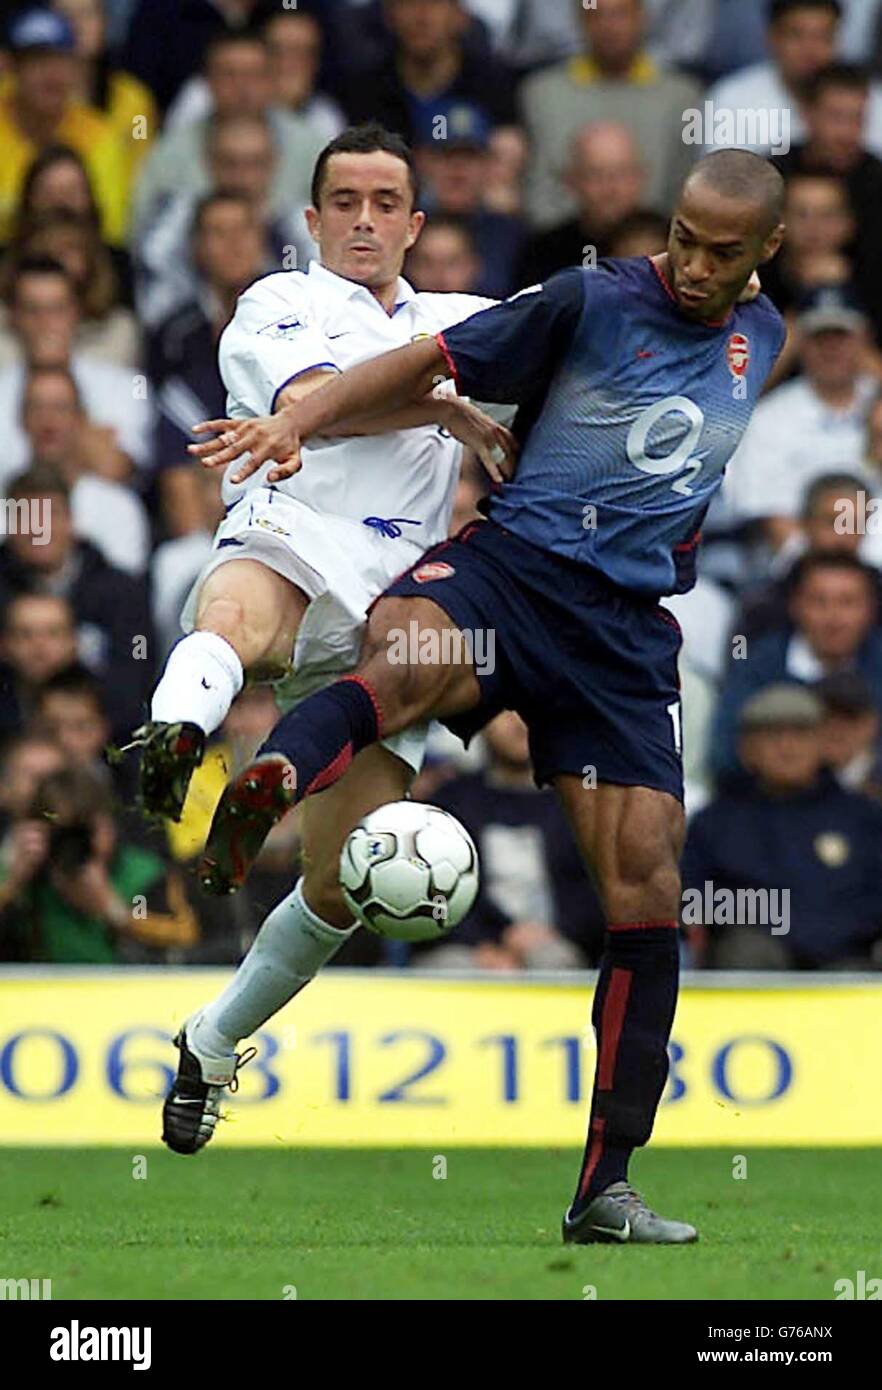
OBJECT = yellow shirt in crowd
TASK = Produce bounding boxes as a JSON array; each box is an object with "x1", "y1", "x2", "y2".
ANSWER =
[{"x1": 0, "y1": 72, "x2": 155, "y2": 245}]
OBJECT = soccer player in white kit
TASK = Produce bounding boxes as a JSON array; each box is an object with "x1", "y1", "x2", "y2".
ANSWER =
[{"x1": 142, "y1": 125, "x2": 515, "y2": 1153}]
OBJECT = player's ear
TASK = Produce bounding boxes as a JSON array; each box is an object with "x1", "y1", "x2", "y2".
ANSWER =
[
  {"x1": 406, "y1": 209, "x2": 426, "y2": 250},
  {"x1": 305, "y1": 206, "x2": 321, "y2": 244},
  {"x1": 760, "y1": 222, "x2": 785, "y2": 263}
]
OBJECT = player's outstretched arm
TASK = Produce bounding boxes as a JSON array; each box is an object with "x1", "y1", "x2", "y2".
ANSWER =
[{"x1": 190, "y1": 337, "x2": 447, "y2": 484}]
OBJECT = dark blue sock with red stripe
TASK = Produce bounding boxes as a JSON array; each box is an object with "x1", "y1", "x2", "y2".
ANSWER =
[
  {"x1": 571, "y1": 920, "x2": 680, "y2": 1213},
  {"x1": 260, "y1": 675, "x2": 383, "y2": 801}
]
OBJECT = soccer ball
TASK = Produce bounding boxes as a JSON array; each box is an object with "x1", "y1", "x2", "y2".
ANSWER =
[{"x1": 339, "y1": 801, "x2": 479, "y2": 942}]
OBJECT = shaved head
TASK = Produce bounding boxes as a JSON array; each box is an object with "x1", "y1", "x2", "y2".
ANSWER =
[
  {"x1": 685, "y1": 150, "x2": 785, "y2": 236},
  {"x1": 664, "y1": 151, "x2": 786, "y2": 322}
]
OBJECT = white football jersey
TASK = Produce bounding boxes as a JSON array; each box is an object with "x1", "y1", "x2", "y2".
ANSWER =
[{"x1": 218, "y1": 260, "x2": 495, "y2": 552}]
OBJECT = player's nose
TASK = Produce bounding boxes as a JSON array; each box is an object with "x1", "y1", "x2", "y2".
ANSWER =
[{"x1": 684, "y1": 255, "x2": 712, "y2": 284}]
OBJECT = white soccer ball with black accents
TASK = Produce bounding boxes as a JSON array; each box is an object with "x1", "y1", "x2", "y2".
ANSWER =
[{"x1": 339, "y1": 801, "x2": 479, "y2": 942}]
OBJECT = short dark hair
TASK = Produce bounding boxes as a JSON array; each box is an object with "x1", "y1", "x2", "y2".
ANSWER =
[
  {"x1": 0, "y1": 731, "x2": 62, "y2": 778},
  {"x1": 805, "y1": 61, "x2": 871, "y2": 104},
  {"x1": 207, "y1": 109, "x2": 273, "y2": 152},
  {"x1": 22, "y1": 363, "x2": 82, "y2": 407},
  {"x1": 9, "y1": 255, "x2": 75, "y2": 301},
  {"x1": 802, "y1": 471, "x2": 866, "y2": 518},
  {"x1": 608, "y1": 209, "x2": 670, "y2": 253},
  {"x1": 685, "y1": 150, "x2": 785, "y2": 235},
  {"x1": 311, "y1": 123, "x2": 418, "y2": 209},
  {"x1": 816, "y1": 670, "x2": 877, "y2": 718},
  {"x1": 204, "y1": 27, "x2": 265, "y2": 67},
  {"x1": 2, "y1": 591, "x2": 73, "y2": 633},
  {"x1": 769, "y1": 0, "x2": 841, "y2": 24},
  {"x1": 8, "y1": 462, "x2": 70, "y2": 504},
  {"x1": 191, "y1": 190, "x2": 256, "y2": 238},
  {"x1": 416, "y1": 213, "x2": 476, "y2": 252},
  {"x1": 31, "y1": 765, "x2": 114, "y2": 824},
  {"x1": 789, "y1": 549, "x2": 877, "y2": 594},
  {"x1": 36, "y1": 663, "x2": 107, "y2": 715},
  {"x1": 785, "y1": 169, "x2": 852, "y2": 212}
]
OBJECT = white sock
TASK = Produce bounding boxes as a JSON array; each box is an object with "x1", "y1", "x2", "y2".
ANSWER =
[
  {"x1": 190, "y1": 882, "x2": 357, "y2": 1055},
  {"x1": 151, "y1": 631, "x2": 244, "y2": 734}
]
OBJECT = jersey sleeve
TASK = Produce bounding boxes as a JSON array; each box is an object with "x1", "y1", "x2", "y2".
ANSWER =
[
  {"x1": 435, "y1": 268, "x2": 585, "y2": 403},
  {"x1": 218, "y1": 280, "x2": 339, "y2": 417}
]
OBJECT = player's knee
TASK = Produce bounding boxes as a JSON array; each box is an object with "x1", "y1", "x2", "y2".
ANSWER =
[
  {"x1": 199, "y1": 593, "x2": 279, "y2": 671},
  {"x1": 198, "y1": 595, "x2": 250, "y2": 656}
]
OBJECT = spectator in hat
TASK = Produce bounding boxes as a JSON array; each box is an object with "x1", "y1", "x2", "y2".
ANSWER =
[
  {"x1": 520, "y1": 0, "x2": 700, "y2": 231},
  {"x1": 817, "y1": 670, "x2": 882, "y2": 797},
  {"x1": 705, "y1": 0, "x2": 882, "y2": 158},
  {"x1": 413, "y1": 103, "x2": 524, "y2": 297},
  {"x1": 713, "y1": 552, "x2": 882, "y2": 778},
  {"x1": 727, "y1": 285, "x2": 879, "y2": 551},
  {"x1": 516, "y1": 121, "x2": 653, "y2": 288},
  {"x1": 0, "y1": 7, "x2": 127, "y2": 244},
  {"x1": 683, "y1": 681, "x2": 882, "y2": 970}
]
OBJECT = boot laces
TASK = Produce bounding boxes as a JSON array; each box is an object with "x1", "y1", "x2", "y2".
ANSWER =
[{"x1": 228, "y1": 1046, "x2": 258, "y2": 1093}]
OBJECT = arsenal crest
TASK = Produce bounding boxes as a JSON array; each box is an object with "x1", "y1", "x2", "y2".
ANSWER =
[
  {"x1": 413, "y1": 561, "x2": 455, "y2": 583},
  {"x1": 727, "y1": 331, "x2": 750, "y2": 379}
]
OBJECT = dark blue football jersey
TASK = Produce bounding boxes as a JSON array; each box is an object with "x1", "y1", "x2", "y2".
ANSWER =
[{"x1": 437, "y1": 257, "x2": 785, "y2": 594}]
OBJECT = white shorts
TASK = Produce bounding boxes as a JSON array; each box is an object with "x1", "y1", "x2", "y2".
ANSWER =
[{"x1": 180, "y1": 487, "x2": 431, "y2": 774}]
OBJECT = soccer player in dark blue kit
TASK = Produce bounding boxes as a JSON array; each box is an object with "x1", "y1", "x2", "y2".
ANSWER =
[{"x1": 187, "y1": 150, "x2": 786, "y2": 1244}]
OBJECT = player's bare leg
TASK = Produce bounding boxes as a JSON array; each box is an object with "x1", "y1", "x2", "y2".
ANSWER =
[
  {"x1": 199, "y1": 596, "x2": 479, "y2": 893},
  {"x1": 553, "y1": 778, "x2": 696, "y2": 1244},
  {"x1": 135, "y1": 560, "x2": 309, "y2": 820},
  {"x1": 163, "y1": 744, "x2": 411, "y2": 1154}
]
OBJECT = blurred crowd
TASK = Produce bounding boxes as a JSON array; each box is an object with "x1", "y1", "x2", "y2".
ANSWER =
[{"x1": 2, "y1": 0, "x2": 882, "y2": 972}]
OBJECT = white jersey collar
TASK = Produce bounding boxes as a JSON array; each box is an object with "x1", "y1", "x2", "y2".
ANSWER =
[{"x1": 307, "y1": 259, "x2": 416, "y2": 314}]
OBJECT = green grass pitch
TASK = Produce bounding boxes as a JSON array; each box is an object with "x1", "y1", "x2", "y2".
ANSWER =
[{"x1": 1, "y1": 1147, "x2": 877, "y2": 1301}]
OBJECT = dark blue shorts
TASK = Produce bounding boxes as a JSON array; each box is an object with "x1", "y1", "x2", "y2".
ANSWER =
[{"x1": 384, "y1": 520, "x2": 684, "y2": 801}]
